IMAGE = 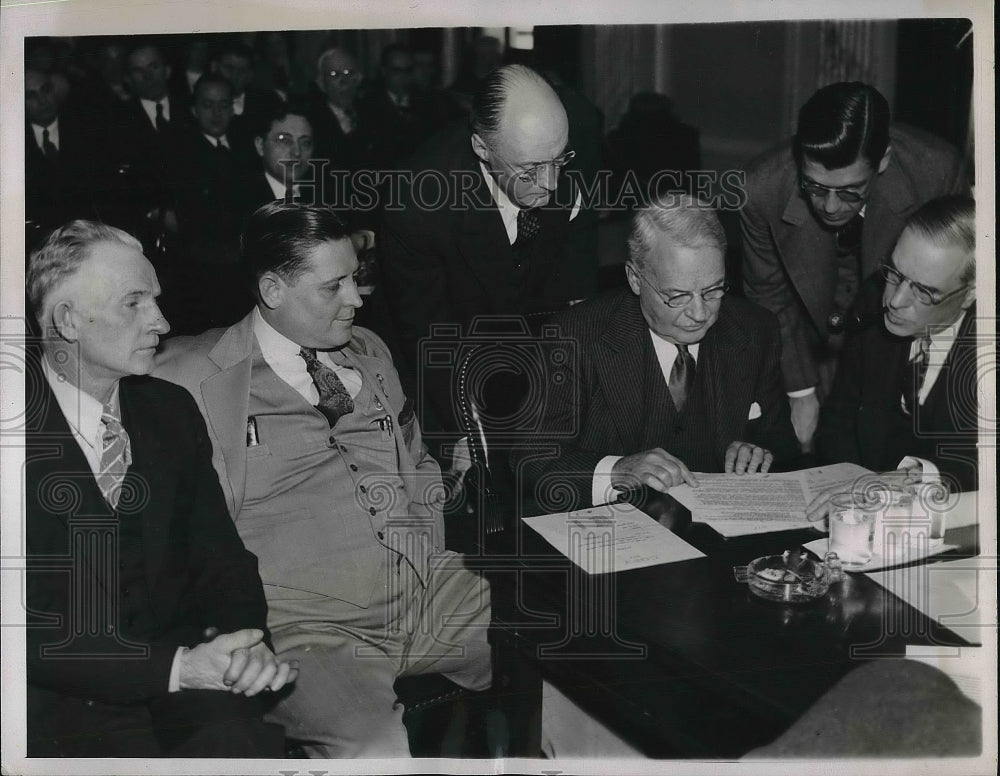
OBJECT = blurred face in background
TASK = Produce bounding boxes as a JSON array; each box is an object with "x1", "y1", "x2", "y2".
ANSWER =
[
  {"x1": 317, "y1": 48, "x2": 361, "y2": 110},
  {"x1": 215, "y1": 52, "x2": 254, "y2": 98},
  {"x1": 25, "y1": 69, "x2": 59, "y2": 127},
  {"x1": 124, "y1": 45, "x2": 170, "y2": 102},
  {"x1": 382, "y1": 49, "x2": 413, "y2": 98},
  {"x1": 256, "y1": 113, "x2": 314, "y2": 182},
  {"x1": 192, "y1": 80, "x2": 234, "y2": 138}
]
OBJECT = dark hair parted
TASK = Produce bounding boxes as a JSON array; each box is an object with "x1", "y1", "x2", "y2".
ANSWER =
[
  {"x1": 794, "y1": 82, "x2": 891, "y2": 170},
  {"x1": 192, "y1": 72, "x2": 234, "y2": 100},
  {"x1": 252, "y1": 98, "x2": 311, "y2": 141},
  {"x1": 241, "y1": 202, "x2": 352, "y2": 299}
]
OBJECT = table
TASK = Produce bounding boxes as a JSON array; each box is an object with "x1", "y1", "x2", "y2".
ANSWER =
[{"x1": 482, "y1": 490, "x2": 980, "y2": 758}]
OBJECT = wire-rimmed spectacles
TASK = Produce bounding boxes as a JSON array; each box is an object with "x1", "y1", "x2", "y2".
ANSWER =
[
  {"x1": 629, "y1": 264, "x2": 728, "y2": 308},
  {"x1": 880, "y1": 263, "x2": 969, "y2": 307},
  {"x1": 490, "y1": 146, "x2": 576, "y2": 185}
]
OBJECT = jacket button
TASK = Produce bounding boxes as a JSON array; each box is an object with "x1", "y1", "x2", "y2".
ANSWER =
[
  {"x1": 329, "y1": 436, "x2": 336, "y2": 445},
  {"x1": 369, "y1": 507, "x2": 376, "y2": 516},
  {"x1": 377, "y1": 531, "x2": 384, "y2": 540},
  {"x1": 359, "y1": 485, "x2": 367, "y2": 494},
  {"x1": 350, "y1": 464, "x2": 358, "y2": 472}
]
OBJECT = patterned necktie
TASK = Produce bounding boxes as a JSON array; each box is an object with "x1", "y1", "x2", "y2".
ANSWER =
[
  {"x1": 155, "y1": 101, "x2": 168, "y2": 132},
  {"x1": 42, "y1": 128, "x2": 59, "y2": 161},
  {"x1": 300, "y1": 347, "x2": 354, "y2": 427},
  {"x1": 668, "y1": 344, "x2": 696, "y2": 414},
  {"x1": 901, "y1": 335, "x2": 931, "y2": 416},
  {"x1": 96, "y1": 401, "x2": 132, "y2": 509},
  {"x1": 516, "y1": 208, "x2": 542, "y2": 246}
]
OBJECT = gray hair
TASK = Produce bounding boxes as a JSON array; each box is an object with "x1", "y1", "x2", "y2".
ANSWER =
[
  {"x1": 315, "y1": 46, "x2": 356, "y2": 79},
  {"x1": 627, "y1": 193, "x2": 727, "y2": 270},
  {"x1": 26, "y1": 220, "x2": 142, "y2": 325},
  {"x1": 904, "y1": 195, "x2": 976, "y2": 286}
]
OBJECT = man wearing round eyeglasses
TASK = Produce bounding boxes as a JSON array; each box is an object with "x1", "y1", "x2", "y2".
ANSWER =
[
  {"x1": 515, "y1": 194, "x2": 798, "y2": 513},
  {"x1": 813, "y1": 195, "x2": 978, "y2": 494},
  {"x1": 740, "y1": 82, "x2": 966, "y2": 454},
  {"x1": 382, "y1": 63, "x2": 584, "y2": 448},
  {"x1": 305, "y1": 46, "x2": 373, "y2": 174}
]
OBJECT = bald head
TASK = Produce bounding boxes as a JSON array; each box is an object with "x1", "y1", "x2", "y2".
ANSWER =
[{"x1": 471, "y1": 65, "x2": 570, "y2": 209}]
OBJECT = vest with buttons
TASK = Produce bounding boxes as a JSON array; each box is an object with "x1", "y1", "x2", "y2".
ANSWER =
[
  {"x1": 115, "y1": 510, "x2": 157, "y2": 638},
  {"x1": 239, "y1": 345, "x2": 430, "y2": 607}
]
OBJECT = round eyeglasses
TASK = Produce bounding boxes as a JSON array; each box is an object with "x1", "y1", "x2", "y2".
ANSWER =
[
  {"x1": 799, "y1": 176, "x2": 867, "y2": 204},
  {"x1": 880, "y1": 264, "x2": 968, "y2": 307},
  {"x1": 630, "y1": 264, "x2": 729, "y2": 308},
  {"x1": 490, "y1": 146, "x2": 576, "y2": 185}
]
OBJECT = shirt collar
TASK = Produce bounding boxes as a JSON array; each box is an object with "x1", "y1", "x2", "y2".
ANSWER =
[
  {"x1": 232, "y1": 92, "x2": 246, "y2": 115},
  {"x1": 204, "y1": 132, "x2": 229, "y2": 148},
  {"x1": 42, "y1": 354, "x2": 116, "y2": 446},
  {"x1": 264, "y1": 171, "x2": 296, "y2": 199},
  {"x1": 479, "y1": 160, "x2": 520, "y2": 244},
  {"x1": 910, "y1": 310, "x2": 967, "y2": 359},
  {"x1": 31, "y1": 118, "x2": 59, "y2": 148},
  {"x1": 648, "y1": 329, "x2": 701, "y2": 362},
  {"x1": 140, "y1": 96, "x2": 169, "y2": 124},
  {"x1": 253, "y1": 306, "x2": 307, "y2": 368}
]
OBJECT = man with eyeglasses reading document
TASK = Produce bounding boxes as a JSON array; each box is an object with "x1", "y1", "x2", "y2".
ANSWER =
[
  {"x1": 514, "y1": 194, "x2": 799, "y2": 515},
  {"x1": 810, "y1": 196, "x2": 978, "y2": 506},
  {"x1": 740, "y1": 82, "x2": 967, "y2": 453}
]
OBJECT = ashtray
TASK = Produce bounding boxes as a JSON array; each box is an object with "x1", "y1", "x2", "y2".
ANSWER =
[{"x1": 734, "y1": 550, "x2": 844, "y2": 603}]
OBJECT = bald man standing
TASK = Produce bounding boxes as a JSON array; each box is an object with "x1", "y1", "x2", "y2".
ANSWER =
[{"x1": 382, "y1": 64, "x2": 583, "y2": 440}]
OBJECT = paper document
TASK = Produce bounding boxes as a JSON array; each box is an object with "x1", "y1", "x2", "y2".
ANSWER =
[
  {"x1": 866, "y1": 556, "x2": 992, "y2": 646},
  {"x1": 521, "y1": 503, "x2": 705, "y2": 575},
  {"x1": 667, "y1": 463, "x2": 871, "y2": 537}
]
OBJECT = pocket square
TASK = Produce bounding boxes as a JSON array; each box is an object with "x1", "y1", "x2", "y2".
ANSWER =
[{"x1": 748, "y1": 401, "x2": 762, "y2": 420}]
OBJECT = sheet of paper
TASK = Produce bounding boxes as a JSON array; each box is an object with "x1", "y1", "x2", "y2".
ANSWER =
[
  {"x1": 865, "y1": 556, "x2": 992, "y2": 646},
  {"x1": 666, "y1": 463, "x2": 871, "y2": 537},
  {"x1": 521, "y1": 503, "x2": 705, "y2": 575},
  {"x1": 803, "y1": 536, "x2": 958, "y2": 572}
]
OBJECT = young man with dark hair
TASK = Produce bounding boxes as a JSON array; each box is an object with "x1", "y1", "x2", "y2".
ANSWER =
[{"x1": 740, "y1": 81, "x2": 967, "y2": 452}]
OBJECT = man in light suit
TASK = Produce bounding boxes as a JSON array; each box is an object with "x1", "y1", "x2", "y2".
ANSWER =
[
  {"x1": 812, "y1": 195, "x2": 979, "y2": 500},
  {"x1": 154, "y1": 202, "x2": 491, "y2": 758},
  {"x1": 740, "y1": 82, "x2": 966, "y2": 452},
  {"x1": 515, "y1": 194, "x2": 799, "y2": 513},
  {"x1": 25, "y1": 220, "x2": 295, "y2": 757}
]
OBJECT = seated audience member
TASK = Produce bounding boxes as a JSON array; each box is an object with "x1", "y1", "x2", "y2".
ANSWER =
[
  {"x1": 239, "y1": 100, "x2": 318, "y2": 215},
  {"x1": 740, "y1": 82, "x2": 967, "y2": 452},
  {"x1": 24, "y1": 220, "x2": 295, "y2": 757},
  {"x1": 448, "y1": 35, "x2": 503, "y2": 113},
  {"x1": 168, "y1": 34, "x2": 211, "y2": 99},
  {"x1": 812, "y1": 195, "x2": 978, "y2": 500},
  {"x1": 171, "y1": 73, "x2": 254, "y2": 331},
  {"x1": 514, "y1": 194, "x2": 799, "y2": 512},
  {"x1": 154, "y1": 202, "x2": 491, "y2": 758},
  {"x1": 305, "y1": 46, "x2": 374, "y2": 174},
  {"x1": 211, "y1": 38, "x2": 283, "y2": 166},
  {"x1": 24, "y1": 68, "x2": 104, "y2": 240}
]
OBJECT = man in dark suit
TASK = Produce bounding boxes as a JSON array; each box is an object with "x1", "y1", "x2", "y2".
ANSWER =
[
  {"x1": 515, "y1": 194, "x2": 798, "y2": 512},
  {"x1": 24, "y1": 220, "x2": 297, "y2": 757},
  {"x1": 304, "y1": 46, "x2": 373, "y2": 175},
  {"x1": 381, "y1": 63, "x2": 583, "y2": 441},
  {"x1": 813, "y1": 195, "x2": 978, "y2": 498},
  {"x1": 24, "y1": 68, "x2": 103, "y2": 243},
  {"x1": 740, "y1": 82, "x2": 966, "y2": 452}
]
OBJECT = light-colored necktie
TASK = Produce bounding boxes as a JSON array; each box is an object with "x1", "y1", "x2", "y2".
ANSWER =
[{"x1": 96, "y1": 402, "x2": 132, "y2": 509}]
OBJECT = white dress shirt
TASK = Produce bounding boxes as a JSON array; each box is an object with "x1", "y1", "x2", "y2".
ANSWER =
[
  {"x1": 327, "y1": 102, "x2": 355, "y2": 134},
  {"x1": 264, "y1": 171, "x2": 299, "y2": 200},
  {"x1": 139, "y1": 96, "x2": 170, "y2": 128},
  {"x1": 204, "y1": 133, "x2": 230, "y2": 149},
  {"x1": 478, "y1": 161, "x2": 581, "y2": 245},
  {"x1": 253, "y1": 307, "x2": 362, "y2": 401},
  {"x1": 31, "y1": 118, "x2": 59, "y2": 153},
  {"x1": 232, "y1": 92, "x2": 246, "y2": 116},
  {"x1": 591, "y1": 333, "x2": 702, "y2": 505}
]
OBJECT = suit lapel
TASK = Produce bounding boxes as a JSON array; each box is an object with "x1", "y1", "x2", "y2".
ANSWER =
[
  {"x1": 698, "y1": 301, "x2": 751, "y2": 456},
  {"x1": 201, "y1": 315, "x2": 255, "y2": 517},
  {"x1": 861, "y1": 162, "x2": 916, "y2": 276},
  {"x1": 778, "y1": 192, "x2": 837, "y2": 331},
  {"x1": 595, "y1": 294, "x2": 649, "y2": 449}
]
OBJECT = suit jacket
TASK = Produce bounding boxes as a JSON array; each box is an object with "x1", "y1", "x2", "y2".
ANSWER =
[
  {"x1": 26, "y1": 372, "x2": 269, "y2": 706},
  {"x1": 816, "y1": 283, "x2": 979, "y2": 492},
  {"x1": 380, "y1": 122, "x2": 580, "y2": 432},
  {"x1": 740, "y1": 124, "x2": 966, "y2": 392},
  {"x1": 153, "y1": 313, "x2": 444, "y2": 604},
  {"x1": 513, "y1": 289, "x2": 799, "y2": 510}
]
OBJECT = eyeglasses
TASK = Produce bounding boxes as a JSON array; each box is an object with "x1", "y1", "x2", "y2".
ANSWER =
[
  {"x1": 490, "y1": 145, "x2": 576, "y2": 185},
  {"x1": 268, "y1": 132, "x2": 314, "y2": 150},
  {"x1": 629, "y1": 264, "x2": 728, "y2": 308},
  {"x1": 325, "y1": 69, "x2": 362, "y2": 84},
  {"x1": 799, "y1": 176, "x2": 868, "y2": 204},
  {"x1": 880, "y1": 264, "x2": 968, "y2": 306}
]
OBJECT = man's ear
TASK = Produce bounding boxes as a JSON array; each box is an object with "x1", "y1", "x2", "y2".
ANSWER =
[
  {"x1": 257, "y1": 272, "x2": 284, "y2": 310},
  {"x1": 254, "y1": 136, "x2": 265, "y2": 158},
  {"x1": 50, "y1": 299, "x2": 79, "y2": 342},
  {"x1": 960, "y1": 281, "x2": 976, "y2": 310},
  {"x1": 625, "y1": 262, "x2": 642, "y2": 296},
  {"x1": 470, "y1": 132, "x2": 490, "y2": 164},
  {"x1": 877, "y1": 143, "x2": 892, "y2": 175}
]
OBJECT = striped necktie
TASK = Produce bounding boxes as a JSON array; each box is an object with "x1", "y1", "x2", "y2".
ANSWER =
[{"x1": 96, "y1": 401, "x2": 132, "y2": 509}]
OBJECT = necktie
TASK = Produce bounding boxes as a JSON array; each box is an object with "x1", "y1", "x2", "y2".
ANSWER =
[
  {"x1": 668, "y1": 344, "x2": 696, "y2": 414},
  {"x1": 215, "y1": 137, "x2": 228, "y2": 151},
  {"x1": 835, "y1": 214, "x2": 864, "y2": 256},
  {"x1": 300, "y1": 347, "x2": 354, "y2": 426},
  {"x1": 155, "y1": 101, "x2": 168, "y2": 132},
  {"x1": 96, "y1": 402, "x2": 132, "y2": 509},
  {"x1": 901, "y1": 335, "x2": 931, "y2": 415},
  {"x1": 516, "y1": 208, "x2": 542, "y2": 246},
  {"x1": 42, "y1": 128, "x2": 59, "y2": 160}
]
